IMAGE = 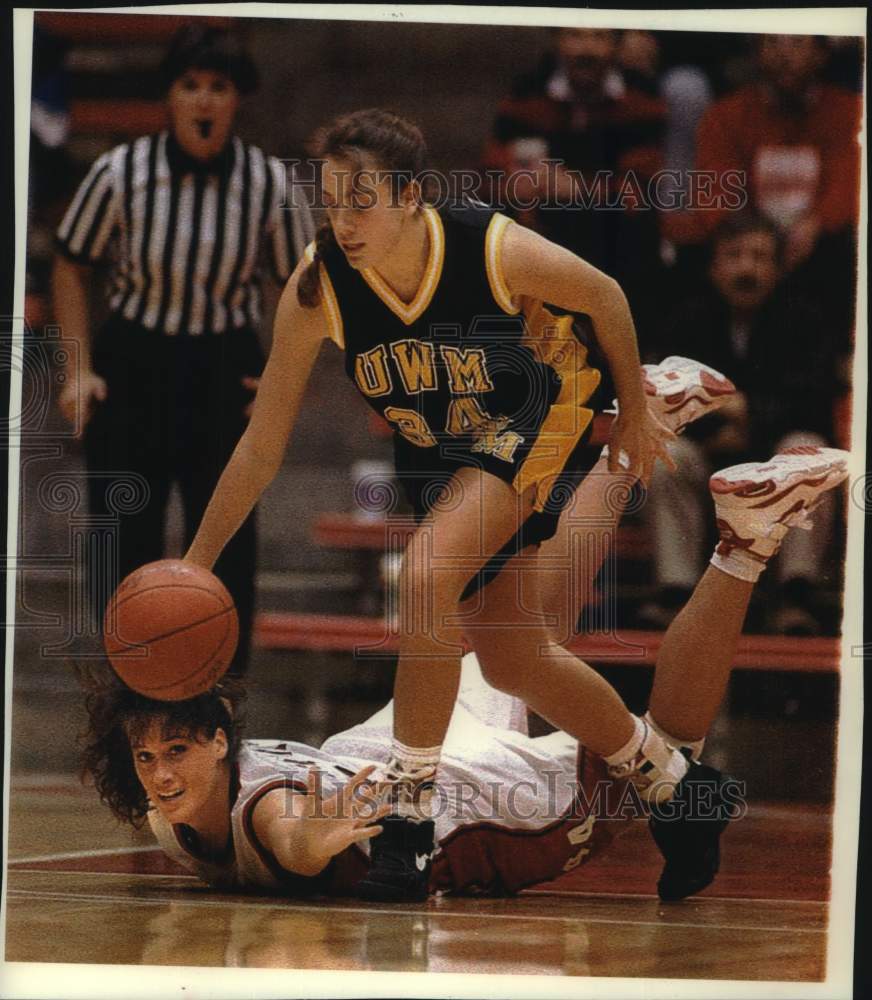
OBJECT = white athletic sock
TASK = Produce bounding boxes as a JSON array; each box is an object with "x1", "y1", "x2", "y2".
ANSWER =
[
  {"x1": 644, "y1": 710, "x2": 706, "y2": 761},
  {"x1": 386, "y1": 739, "x2": 441, "y2": 822},
  {"x1": 603, "y1": 714, "x2": 646, "y2": 766},
  {"x1": 710, "y1": 546, "x2": 767, "y2": 583},
  {"x1": 604, "y1": 715, "x2": 689, "y2": 804}
]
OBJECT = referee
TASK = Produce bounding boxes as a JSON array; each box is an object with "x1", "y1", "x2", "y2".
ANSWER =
[{"x1": 53, "y1": 25, "x2": 314, "y2": 675}]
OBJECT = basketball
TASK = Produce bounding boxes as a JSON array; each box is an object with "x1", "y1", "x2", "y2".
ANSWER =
[{"x1": 103, "y1": 559, "x2": 239, "y2": 701}]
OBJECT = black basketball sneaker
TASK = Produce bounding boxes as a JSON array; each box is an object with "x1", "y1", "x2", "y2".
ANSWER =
[
  {"x1": 648, "y1": 760, "x2": 737, "y2": 902},
  {"x1": 356, "y1": 816, "x2": 436, "y2": 903}
]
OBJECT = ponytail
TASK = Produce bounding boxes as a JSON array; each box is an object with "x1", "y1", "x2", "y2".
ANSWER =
[{"x1": 297, "y1": 220, "x2": 336, "y2": 309}]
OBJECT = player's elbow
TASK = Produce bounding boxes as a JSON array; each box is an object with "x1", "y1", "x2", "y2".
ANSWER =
[
  {"x1": 280, "y1": 852, "x2": 329, "y2": 878},
  {"x1": 271, "y1": 835, "x2": 330, "y2": 878},
  {"x1": 594, "y1": 272, "x2": 628, "y2": 309},
  {"x1": 586, "y1": 271, "x2": 632, "y2": 326}
]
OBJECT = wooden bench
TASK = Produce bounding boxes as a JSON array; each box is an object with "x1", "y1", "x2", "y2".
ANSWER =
[
  {"x1": 310, "y1": 408, "x2": 650, "y2": 612},
  {"x1": 312, "y1": 508, "x2": 652, "y2": 615},
  {"x1": 313, "y1": 512, "x2": 651, "y2": 559},
  {"x1": 253, "y1": 611, "x2": 841, "y2": 673}
]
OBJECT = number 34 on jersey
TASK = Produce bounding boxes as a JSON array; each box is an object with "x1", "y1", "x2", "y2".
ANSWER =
[{"x1": 354, "y1": 338, "x2": 525, "y2": 462}]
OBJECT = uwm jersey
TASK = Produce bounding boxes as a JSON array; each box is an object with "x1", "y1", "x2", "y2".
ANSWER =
[{"x1": 309, "y1": 205, "x2": 601, "y2": 511}]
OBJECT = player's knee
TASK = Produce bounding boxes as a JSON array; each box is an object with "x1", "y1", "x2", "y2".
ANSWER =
[
  {"x1": 399, "y1": 545, "x2": 470, "y2": 611},
  {"x1": 396, "y1": 555, "x2": 468, "y2": 650},
  {"x1": 473, "y1": 639, "x2": 529, "y2": 696},
  {"x1": 476, "y1": 653, "x2": 521, "y2": 696}
]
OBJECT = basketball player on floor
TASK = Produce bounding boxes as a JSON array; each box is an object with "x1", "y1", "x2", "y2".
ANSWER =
[{"x1": 82, "y1": 357, "x2": 849, "y2": 900}]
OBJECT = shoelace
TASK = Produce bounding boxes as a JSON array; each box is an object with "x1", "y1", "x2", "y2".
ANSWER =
[
  {"x1": 751, "y1": 505, "x2": 816, "y2": 541},
  {"x1": 782, "y1": 508, "x2": 816, "y2": 532},
  {"x1": 377, "y1": 763, "x2": 437, "y2": 810},
  {"x1": 606, "y1": 718, "x2": 658, "y2": 791},
  {"x1": 379, "y1": 763, "x2": 437, "y2": 785},
  {"x1": 607, "y1": 754, "x2": 655, "y2": 783}
]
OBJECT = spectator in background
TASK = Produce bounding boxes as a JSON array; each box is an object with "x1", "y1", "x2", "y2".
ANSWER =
[
  {"x1": 821, "y1": 35, "x2": 865, "y2": 92},
  {"x1": 28, "y1": 25, "x2": 74, "y2": 309},
  {"x1": 30, "y1": 25, "x2": 72, "y2": 219},
  {"x1": 641, "y1": 212, "x2": 844, "y2": 636},
  {"x1": 52, "y1": 24, "x2": 315, "y2": 675},
  {"x1": 677, "y1": 33, "x2": 861, "y2": 346},
  {"x1": 481, "y1": 27, "x2": 667, "y2": 332}
]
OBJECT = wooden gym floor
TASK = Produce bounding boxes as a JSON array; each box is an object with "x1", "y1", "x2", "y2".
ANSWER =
[{"x1": 4, "y1": 776, "x2": 830, "y2": 981}]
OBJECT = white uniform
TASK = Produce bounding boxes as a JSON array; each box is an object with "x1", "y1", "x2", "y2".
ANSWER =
[
  {"x1": 149, "y1": 656, "x2": 618, "y2": 896},
  {"x1": 149, "y1": 738, "x2": 364, "y2": 893}
]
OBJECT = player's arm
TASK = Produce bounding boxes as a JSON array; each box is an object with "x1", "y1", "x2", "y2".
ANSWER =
[
  {"x1": 51, "y1": 255, "x2": 107, "y2": 435},
  {"x1": 52, "y1": 149, "x2": 118, "y2": 434},
  {"x1": 251, "y1": 788, "x2": 336, "y2": 878},
  {"x1": 186, "y1": 264, "x2": 328, "y2": 570},
  {"x1": 251, "y1": 768, "x2": 389, "y2": 878},
  {"x1": 500, "y1": 221, "x2": 674, "y2": 480}
]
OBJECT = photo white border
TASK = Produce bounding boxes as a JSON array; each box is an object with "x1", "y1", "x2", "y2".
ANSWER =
[{"x1": 4, "y1": 4, "x2": 867, "y2": 998}]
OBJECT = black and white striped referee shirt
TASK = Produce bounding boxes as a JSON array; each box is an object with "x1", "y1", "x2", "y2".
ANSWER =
[{"x1": 55, "y1": 131, "x2": 315, "y2": 335}]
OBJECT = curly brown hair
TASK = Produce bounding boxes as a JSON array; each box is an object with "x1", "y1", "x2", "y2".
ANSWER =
[{"x1": 77, "y1": 666, "x2": 246, "y2": 828}]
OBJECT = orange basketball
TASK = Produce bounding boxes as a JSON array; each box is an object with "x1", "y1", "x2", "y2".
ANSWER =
[{"x1": 103, "y1": 559, "x2": 238, "y2": 701}]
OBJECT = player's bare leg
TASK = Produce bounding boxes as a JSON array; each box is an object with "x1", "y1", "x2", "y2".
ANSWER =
[
  {"x1": 466, "y1": 532, "x2": 734, "y2": 902},
  {"x1": 539, "y1": 356, "x2": 738, "y2": 645},
  {"x1": 360, "y1": 469, "x2": 529, "y2": 902},
  {"x1": 646, "y1": 445, "x2": 849, "y2": 900},
  {"x1": 536, "y1": 455, "x2": 634, "y2": 645},
  {"x1": 543, "y1": 364, "x2": 848, "y2": 765},
  {"x1": 645, "y1": 445, "x2": 850, "y2": 761},
  {"x1": 646, "y1": 567, "x2": 752, "y2": 753},
  {"x1": 543, "y1": 481, "x2": 754, "y2": 752},
  {"x1": 529, "y1": 365, "x2": 850, "y2": 901},
  {"x1": 460, "y1": 553, "x2": 637, "y2": 753},
  {"x1": 360, "y1": 467, "x2": 686, "y2": 903}
]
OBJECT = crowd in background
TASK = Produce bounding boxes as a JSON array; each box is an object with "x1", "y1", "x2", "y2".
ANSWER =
[
  {"x1": 482, "y1": 27, "x2": 861, "y2": 633},
  {"x1": 27, "y1": 20, "x2": 863, "y2": 638}
]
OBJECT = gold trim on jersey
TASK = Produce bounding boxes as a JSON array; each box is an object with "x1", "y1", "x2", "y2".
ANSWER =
[
  {"x1": 513, "y1": 301, "x2": 601, "y2": 511},
  {"x1": 304, "y1": 242, "x2": 345, "y2": 349},
  {"x1": 360, "y1": 207, "x2": 445, "y2": 326},
  {"x1": 485, "y1": 213, "x2": 521, "y2": 316}
]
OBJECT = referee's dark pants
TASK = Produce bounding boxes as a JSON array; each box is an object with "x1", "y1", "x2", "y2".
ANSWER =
[{"x1": 84, "y1": 315, "x2": 263, "y2": 678}]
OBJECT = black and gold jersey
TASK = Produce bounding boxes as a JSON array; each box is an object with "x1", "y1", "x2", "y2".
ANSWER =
[{"x1": 308, "y1": 203, "x2": 601, "y2": 511}]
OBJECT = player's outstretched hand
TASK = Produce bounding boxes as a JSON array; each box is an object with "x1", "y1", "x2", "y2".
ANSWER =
[
  {"x1": 608, "y1": 409, "x2": 677, "y2": 484},
  {"x1": 299, "y1": 765, "x2": 392, "y2": 861}
]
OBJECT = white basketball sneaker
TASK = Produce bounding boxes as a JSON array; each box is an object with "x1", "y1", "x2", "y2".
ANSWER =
[
  {"x1": 710, "y1": 447, "x2": 849, "y2": 563},
  {"x1": 642, "y1": 356, "x2": 737, "y2": 433},
  {"x1": 603, "y1": 356, "x2": 736, "y2": 469}
]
